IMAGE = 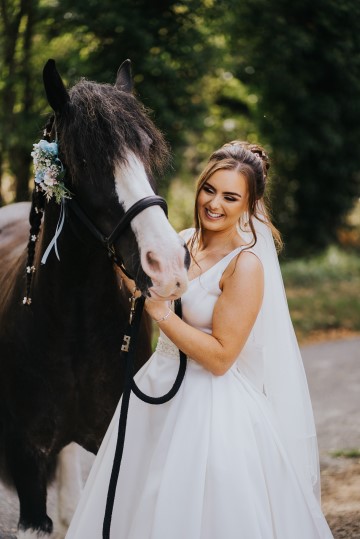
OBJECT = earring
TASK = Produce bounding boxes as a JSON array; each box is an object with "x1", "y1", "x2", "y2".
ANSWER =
[{"x1": 241, "y1": 212, "x2": 250, "y2": 229}]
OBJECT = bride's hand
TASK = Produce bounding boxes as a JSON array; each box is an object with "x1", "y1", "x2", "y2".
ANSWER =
[
  {"x1": 115, "y1": 265, "x2": 169, "y2": 320},
  {"x1": 114, "y1": 265, "x2": 141, "y2": 296}
]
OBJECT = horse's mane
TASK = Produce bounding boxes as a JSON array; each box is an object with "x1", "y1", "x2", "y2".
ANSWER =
[{"x1": 56, "y1": 79, "x2": 170, "y2": 187}]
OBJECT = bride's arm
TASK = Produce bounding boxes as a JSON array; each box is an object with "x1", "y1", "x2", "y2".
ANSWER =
[{"x1": 146, "y1": 251, "x2": 264, "y2": 376}]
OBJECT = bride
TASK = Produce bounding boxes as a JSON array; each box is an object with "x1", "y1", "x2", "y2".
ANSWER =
[{"x1": 65, "y1": 141, "x2": 333, "y2": 538}]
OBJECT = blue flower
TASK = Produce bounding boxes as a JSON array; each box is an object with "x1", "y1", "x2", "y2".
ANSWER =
[
  {"x1": 37, "y1": 139, "x2": 58, "y2": 156},
  {"x1": 34, "y1": 170, "x2": 44, "y2": 184},
  {"x1": 47, "y1": 142, "x2": 58, "y2": 156}
]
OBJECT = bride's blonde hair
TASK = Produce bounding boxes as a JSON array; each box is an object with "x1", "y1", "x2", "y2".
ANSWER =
[{"x1": 190, "y1": 140, "x2": 282, "y2": 254}]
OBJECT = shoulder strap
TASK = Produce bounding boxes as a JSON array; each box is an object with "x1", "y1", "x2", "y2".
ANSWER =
[{"x1": 219, "y1": 246, "x2": 256, "y2": 280}]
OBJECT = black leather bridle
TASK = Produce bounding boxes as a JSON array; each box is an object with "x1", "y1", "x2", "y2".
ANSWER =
[
  {"x1": 67, "y1": 194, "x2": 168, "y2": 278},
  {"x1": 43, "y1": 118, "x2": 169, "y2": 278}
]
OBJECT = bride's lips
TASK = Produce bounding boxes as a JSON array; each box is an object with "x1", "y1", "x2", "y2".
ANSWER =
[{"x1": 204, "y1": 208, "x2": 224, "y2": 220}]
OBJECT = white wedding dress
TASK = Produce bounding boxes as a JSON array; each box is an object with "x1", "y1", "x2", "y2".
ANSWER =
[{"x1": 65, "y1": 232, "x2": 333, "y2": 539}]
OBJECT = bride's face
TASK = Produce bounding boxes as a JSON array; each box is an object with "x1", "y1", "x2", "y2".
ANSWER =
[{"x1": 197, "y1": 168, "x2": 248, "y2": 232}]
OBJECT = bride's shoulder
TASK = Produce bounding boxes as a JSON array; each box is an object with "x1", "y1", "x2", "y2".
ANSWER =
[{"x1": 221, "y1": 248, "x2": 264, "y2": 288}]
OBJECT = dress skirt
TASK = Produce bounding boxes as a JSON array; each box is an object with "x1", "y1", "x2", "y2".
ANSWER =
[{"x1": 65, "y1": 341, "x2": 333, "y2": 539}]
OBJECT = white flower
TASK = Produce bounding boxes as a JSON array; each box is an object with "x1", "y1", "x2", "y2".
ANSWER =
[
  {"x1": 43, "y1": 172, "x2": 56, "y2": 186},
  {"x1": 31, "y1": 139, "x2": 71, "y2": 203}
]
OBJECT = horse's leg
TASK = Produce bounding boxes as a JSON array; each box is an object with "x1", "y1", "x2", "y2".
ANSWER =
[
  {"x1": 5, "y1": 434, "x2": 53, "y2": 537},
  {"x1": 53, "y1": 443, "x2": 83, "y2": 539}
]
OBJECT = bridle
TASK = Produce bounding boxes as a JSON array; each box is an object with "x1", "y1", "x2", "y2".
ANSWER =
[
  {"x1": 66, "y1": 195, "x2": 168, "y2": 278},
  {"x1": 44, "y1": 117, "x2": 169, "y2": 279}
]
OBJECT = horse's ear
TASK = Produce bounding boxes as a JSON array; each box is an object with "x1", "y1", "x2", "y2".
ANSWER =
[
  {"x1": 43, "y1": 59, "x2": 70, "y2": 113},
  {"x1": 115, "y1": 59, "x2": 133, "y2": 93}
]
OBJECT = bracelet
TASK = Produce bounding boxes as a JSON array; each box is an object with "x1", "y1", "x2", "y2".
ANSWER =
[{"x1": 154, "y1": 309, "x2": 172, "y2": 323}]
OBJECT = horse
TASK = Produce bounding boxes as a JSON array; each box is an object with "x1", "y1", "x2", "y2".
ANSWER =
[{"x1": 0, "y1": 59, "x2": 189, "y2": 538}]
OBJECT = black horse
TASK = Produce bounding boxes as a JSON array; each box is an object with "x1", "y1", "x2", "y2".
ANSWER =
[{"x1": 0, "y1": 59, "x2": 189, "y2": 538}]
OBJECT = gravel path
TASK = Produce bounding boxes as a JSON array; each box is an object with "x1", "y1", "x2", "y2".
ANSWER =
[
  {"x1": 301, "y1": 336, "x2": 360, "y2": 455},
  {"x1": 1, "y1": 336, "x2": 359, "y2": 538}
]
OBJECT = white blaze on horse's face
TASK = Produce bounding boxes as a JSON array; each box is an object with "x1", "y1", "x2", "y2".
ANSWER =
[{"x1": 114, "y1": 152, "x2": 188, "y2": 299}]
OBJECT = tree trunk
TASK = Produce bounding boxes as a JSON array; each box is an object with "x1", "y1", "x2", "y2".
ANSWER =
[
  {"x1": 0, "y1": 151, "x2": 3, "y2": 207},
  {"x1": 0, "y1": 0, "x2": 35, "y2": 203},
  {"x1": 11, "y1": 148, "x2": 31, "y2": 202},
  {"x1": 14, "y1": 0, "x2": 35, "y2": 202}
]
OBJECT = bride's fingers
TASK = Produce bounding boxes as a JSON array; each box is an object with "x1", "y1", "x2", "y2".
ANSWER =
[{"x1": 114, "y1": 265, "x2": 136, "y2": 293}]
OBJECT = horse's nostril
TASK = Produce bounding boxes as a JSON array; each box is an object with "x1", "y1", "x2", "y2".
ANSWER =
[
  {"x1": 146, "y1": 251, "x2": 161, "y2": 274},
  {"x1": 176, "y1": 282, "x2": 180, "y2": 288}
]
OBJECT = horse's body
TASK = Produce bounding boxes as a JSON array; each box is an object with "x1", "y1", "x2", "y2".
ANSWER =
[{"x1": 0, "y1": 60, "x2": 189, "y2": 538}]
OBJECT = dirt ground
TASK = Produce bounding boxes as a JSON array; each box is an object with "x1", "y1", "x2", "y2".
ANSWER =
[
  {"x1": 300, "y1": 335, "x2": 360, "y2": 538},
  {"x1": 321, "y1": 457, "x2": 360, "y2": 538}
]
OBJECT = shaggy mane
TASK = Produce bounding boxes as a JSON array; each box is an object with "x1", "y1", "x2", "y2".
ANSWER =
[{"x1": 56, "y1": 79, "x2": 170, "y2": 187}]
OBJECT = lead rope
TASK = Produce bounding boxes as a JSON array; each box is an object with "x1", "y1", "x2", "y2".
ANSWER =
[{"x1": 103, "y1": 295, "x2": 187, "y2": 539}]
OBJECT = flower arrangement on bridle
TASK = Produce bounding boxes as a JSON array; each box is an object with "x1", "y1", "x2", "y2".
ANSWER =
[
  {"x1": 31, "y1": 139, "x2": 72, "y2": 203},
  {"x1": 23, "y1": 139, "x2": 71, "y2": 306}
]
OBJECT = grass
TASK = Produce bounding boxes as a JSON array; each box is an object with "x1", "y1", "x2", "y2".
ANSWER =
[
  {"x1": 281, "y1": 246, "x2": 360, "y2": 343},
  {"x1": 329, "y1": 449, "x2": 360, "y2": 459}
]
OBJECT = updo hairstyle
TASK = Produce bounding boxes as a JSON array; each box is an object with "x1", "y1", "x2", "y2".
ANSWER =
[{"x1": 191, "y1": 140, "x2": 282, "y2": 251}]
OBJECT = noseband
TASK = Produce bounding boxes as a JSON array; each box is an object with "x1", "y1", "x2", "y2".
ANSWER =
[{"x1": 67, "y1": 195, "x2": 168, "y2": 278}]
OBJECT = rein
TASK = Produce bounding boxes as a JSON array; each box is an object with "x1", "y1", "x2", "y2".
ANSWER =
[
  {"x1": 62, "y1": 192, "x2": 187, "y2": 538},
  {"x1": 103, "y1": 296, "x2": 187, "y2": 539}
]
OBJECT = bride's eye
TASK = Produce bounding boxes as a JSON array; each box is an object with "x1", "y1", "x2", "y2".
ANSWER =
[
  {"x1": 224, "y1": 196, "x2": 236, "y2": 202},
  {"x1": 203, "y1": 185, "x2": 214, "y2": 193}
]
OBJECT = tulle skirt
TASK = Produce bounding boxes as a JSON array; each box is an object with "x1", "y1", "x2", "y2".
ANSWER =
[{"x1": 65, "y1": 346, "x2": 333, "y2": 539}]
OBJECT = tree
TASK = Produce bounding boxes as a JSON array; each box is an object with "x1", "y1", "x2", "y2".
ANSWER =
[
  {"x1": 1, "y1": 0, "x2": 224, "y2": 200},
  {"x1": 0, "y1": 0, "x2": 96, "y2": 203},
  {"x1": 0, "y1": 0, "x2": 36, "y2": 202},
  {"x1": 226, "y1": 0, "x2": 360, "y2": 254},
  {"x1": 46, "y1": 0, "x2": 219, "y2": 189}
]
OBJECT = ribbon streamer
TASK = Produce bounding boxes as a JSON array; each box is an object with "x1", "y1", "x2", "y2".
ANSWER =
[{"x1": 41, "y1": 199, "x2": 66, "y2": 265}]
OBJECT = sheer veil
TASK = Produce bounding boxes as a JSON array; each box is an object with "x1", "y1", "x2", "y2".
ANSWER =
[{"x1": 240, "y1": 210, "x2": 321, "y2": 501}]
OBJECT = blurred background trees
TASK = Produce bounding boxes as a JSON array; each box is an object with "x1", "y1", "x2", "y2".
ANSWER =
[
  {"x1": 1, "y1": 0, "x2": 360, "y2": 256},
  {"x1": 225, "y1": 0, "x2": 360, "y2": 253}
]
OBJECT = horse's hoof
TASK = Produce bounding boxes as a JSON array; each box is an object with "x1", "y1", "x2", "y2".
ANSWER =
[
  {"x1": 18, "y1": 530, "x2": 50, "y2": 539},
  {"x1": 18, "y1": 515, "x2": 53, "y2": 538},
  {"x1": 18, "y1": 532, "x2": 47, "y2": 539}
]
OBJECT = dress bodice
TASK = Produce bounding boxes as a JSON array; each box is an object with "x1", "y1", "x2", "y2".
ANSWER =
[{"x1": 158, "y1": 229, "x2": 266, "y2": 393}]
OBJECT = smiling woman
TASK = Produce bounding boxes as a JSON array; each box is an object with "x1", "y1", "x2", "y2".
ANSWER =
[{"x1": 65, "y1": 140, "x2": 333, "y2": 539}]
